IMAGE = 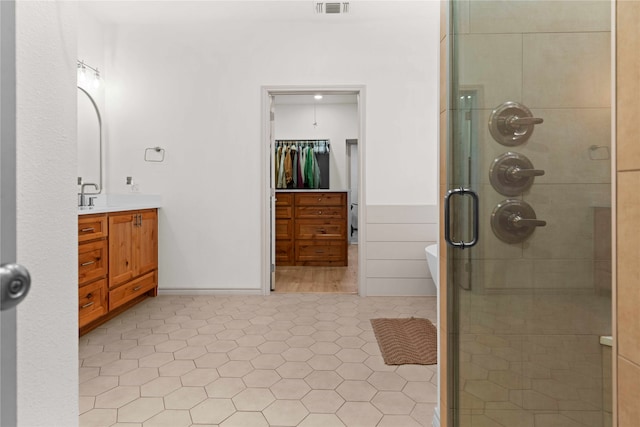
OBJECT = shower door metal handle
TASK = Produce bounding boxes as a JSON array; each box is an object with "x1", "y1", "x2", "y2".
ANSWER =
[{"x1": 444, "y1": 187, "x2": 479, "y2": 249}]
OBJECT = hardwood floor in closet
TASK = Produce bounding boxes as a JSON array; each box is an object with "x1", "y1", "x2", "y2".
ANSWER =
[{"x1": 274, "y1": 245, "x2": 358, "y2": 293}]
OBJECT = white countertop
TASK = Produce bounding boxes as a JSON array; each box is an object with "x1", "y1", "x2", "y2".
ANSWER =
[{"x1": 78, "y1": 194, "x2": 162, "y2": 215}]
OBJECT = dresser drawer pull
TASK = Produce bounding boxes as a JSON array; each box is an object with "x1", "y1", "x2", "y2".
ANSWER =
[
  {"x1": 318, "y1": 229, "x2": 326, "y2": 233},
  {"x1": 81, "y1": 301, "x2": 94, "y2": 309},
  {"x1": 132, "y1": 286, "x2": 142, "y2": 291},
  {"x1": 315, "y1": 250, "x2": 325, "y2": 254},
  {"x1": 318, "y1": 211, "x2": 322, "y2": 215},
  {"x1": 80, "y1": 227, "x2": 95, "y2": 232},
  {"x1": 318, "y1": 198, "x2": 322, "y2": 201},
  {"x1": 81, "y1": 260, "x2": 95, "y2": 267}
]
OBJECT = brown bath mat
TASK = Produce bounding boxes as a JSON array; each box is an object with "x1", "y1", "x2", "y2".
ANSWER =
[{"x1": 370, "y1": 317, "x2": 437, "y2": 365}]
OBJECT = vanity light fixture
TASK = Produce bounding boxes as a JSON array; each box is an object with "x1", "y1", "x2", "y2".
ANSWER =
[{"x1": 77, "y1": 60, "x2": 101, "y2": 89}]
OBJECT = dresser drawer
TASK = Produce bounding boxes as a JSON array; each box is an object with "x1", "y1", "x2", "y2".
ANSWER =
[
  {"x1": 295, "y1": 206, "x2": 345, "y2": 219},
  {"x1": 276, "y1": 219, "x2": 293, "y2": 240},
  {"x1": 79, "y1": 279, "x2": 107, "y2": 328},
  {"x1": 295, "y1": 193, "x2": 346, "y2": 207},
  {"x1": 276, "y1": 206, "x2": 292, "y2": 219},
  {"x1": 78, "y1": 214, "x2": 108, "y2": 243},
  {"x1": 295, "y1": 220, "x2": 346, "y2": 240},
  {"x1": 79, "y1": 240, "x2": 108, "y2": 285},
  {"x1": 109, "y1": 271, "x2": 157, "y2": 311},
  {"x1": 295, "y1": 240, "x2": 346, "y2": 263},
  {"x1": 275, "y1": 193, "x2": 293, "y2": 207},
  {"x1": 275, "y1": 241, "x2": 294, "y2": 265}
]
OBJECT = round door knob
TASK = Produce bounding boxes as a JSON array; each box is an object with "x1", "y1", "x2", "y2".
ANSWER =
[{"x1": 0, "y1": 263, "x2": 31, "y2": 311}]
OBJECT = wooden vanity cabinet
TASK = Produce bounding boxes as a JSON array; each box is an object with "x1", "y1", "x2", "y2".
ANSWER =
[
  {"x1": 78, "y1": 214, "x2": 109, "y2": 329},
  {"x1": 79, "y1": 209, "x2": 158, "y2": 335},
  {"x1": 108, "y1": 209, "x2": 158, "y2": 290}
]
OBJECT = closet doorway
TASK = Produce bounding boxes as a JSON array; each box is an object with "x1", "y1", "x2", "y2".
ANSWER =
[{"x1": 262, "y1": 87, "x2": 365, "y2": 295}]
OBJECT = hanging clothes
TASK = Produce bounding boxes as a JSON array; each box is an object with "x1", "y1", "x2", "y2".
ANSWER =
[
  {"x1": 291, "y1": 145, "x2": 298, "y2": 188},
  {"x1": 274, "y1": 145, "x2": 282, "y2": 188},
  {"x1": 277, "y1": 145, "x2": 287, "y2": 188},
  {"x1": 284, "y1": 145, "x2": 293, "y2": 187},
  {"x1": 312, "y1": 148, "x2": 321, "y2": 189},
  {"x1": 304, "y1": 146, "x2": 314, "y2": 188},
  {"x1": 275, "y1": 140, "x2": 330, "y2": 189}
]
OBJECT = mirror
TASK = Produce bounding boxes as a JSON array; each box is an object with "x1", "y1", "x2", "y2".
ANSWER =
[{"x1": 77, "y1": 87, "x2": 102, "y2": 193}]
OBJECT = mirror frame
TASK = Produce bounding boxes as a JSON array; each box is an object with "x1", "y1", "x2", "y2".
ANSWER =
[{"x1": 77, "y1": 86, "x2": 102, "y2": 194}]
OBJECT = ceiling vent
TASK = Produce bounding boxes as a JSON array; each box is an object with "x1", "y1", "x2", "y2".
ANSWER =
[{"x1": 315, "y1": 2, "x2": 350, "y2": 14}]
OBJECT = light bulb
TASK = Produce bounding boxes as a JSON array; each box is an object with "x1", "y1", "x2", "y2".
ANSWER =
[
  {"x1": 92, "y1": 71, "x2": 100, "y2": 89},
  {"x1": 78, "y1": 64, "x2": 87, "y2": 84},
  {"x1": 314, "y1": 94, "x2": 323, "y2": 100}
]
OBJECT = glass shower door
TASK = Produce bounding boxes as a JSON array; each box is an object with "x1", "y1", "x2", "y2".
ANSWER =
[{"x1": 447, "y1": 1, "x2": 612, "y2": 426}]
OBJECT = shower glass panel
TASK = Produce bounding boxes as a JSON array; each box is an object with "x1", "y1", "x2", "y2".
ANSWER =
[{"x1": 447, "y1": 1, "x2": 612, "y2": 426}]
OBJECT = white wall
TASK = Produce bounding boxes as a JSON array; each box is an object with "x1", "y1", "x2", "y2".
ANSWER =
[
  {"x1": 16, "y1": 2, "x2": 79, "y2": 425},
  {"x1": 275, "y1": 102, "x2": 358, "y2": 191},
  {"x1": 93, "y1": 2, "x2": 439, "y2": 291}
]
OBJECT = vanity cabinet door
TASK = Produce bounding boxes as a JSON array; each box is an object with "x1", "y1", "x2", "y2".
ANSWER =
[
  {"x1": 109, "y1": 209, "x2": 158, "y2": 289},
  {"x1": 108, "y1": 212, "x2": 135, "y2": 288},
  {"x1": 136, "y1": 210, "x2": 158, "y2": 277}
]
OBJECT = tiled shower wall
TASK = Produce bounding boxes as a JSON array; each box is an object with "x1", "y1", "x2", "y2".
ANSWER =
[
  {"x1": 446, "y1": 1, "x2": 613, "y2": 426},
  {"x1": 616, "y1": 1, "x2": 640, "y2": 425},
  {"x1": 454, "y1": 0, "x2": 611, "y2": 292}
]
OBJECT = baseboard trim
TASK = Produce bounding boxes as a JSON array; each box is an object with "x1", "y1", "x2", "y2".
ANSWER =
[{"x1": 158, "y1": 289, "x2": 263, "y2": 296}]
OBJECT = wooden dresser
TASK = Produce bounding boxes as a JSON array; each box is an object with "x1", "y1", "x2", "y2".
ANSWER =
[
  {"x1": 276, "y1": 191, "x2": 348, "y2": 266},
  {"x1": 78, "y1": 209, "x2": 158, "y2": 335}
]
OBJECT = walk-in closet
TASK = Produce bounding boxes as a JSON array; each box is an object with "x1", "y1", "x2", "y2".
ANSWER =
[{"x1": 270, "y1": 93, "x2": 359, "y2": 293}]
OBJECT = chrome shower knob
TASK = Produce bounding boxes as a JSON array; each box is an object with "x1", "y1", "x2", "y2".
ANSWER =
[
  {"x1": 491, "y1": 199, "x2": 546, "y2": 244},
  {"x1": 488, "y1": 102, "x2": 543, "y2": 146},
  {"x1": 489, "y1": 152, "x2": 545, "y2": 196}
]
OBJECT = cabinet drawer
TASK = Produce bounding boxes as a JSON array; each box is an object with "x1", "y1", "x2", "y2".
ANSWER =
[
  {"x1": 295, "y1": 206, "x2": 345, "y2": 219},
  {"x1": 295, "y1": 240, "x2": 346, "y2": 263},
  {"x1": 275, "y1": 241, "x2": 294, "y2": 265},
  {"x1": 295, "y1": 193, "x2": 346, "y2": 207},
  {"x1": 295, "y1": 220, "x2": 346, "y2": 240},
  {"x1": 276, "y1": 193, "x2": 293, "y2": 206},
  {"x1": 109, "y1": 271, "x2": 157, "y2": 311},
  {"x1": 79, "y1": 240, "x2": 108, "y2": 285},
  {"x1": 78, "y1": 214, "x2": 108, "y2": 243},
  {"x1": 276, "y1": 219, "x2": 293, "y2": 240},
  {"x1": 79, "y1": 279, "x2": 107, "y2": 328},
  {"x1": 276, "y1": 206, "x2": 292, "y2": 219}
]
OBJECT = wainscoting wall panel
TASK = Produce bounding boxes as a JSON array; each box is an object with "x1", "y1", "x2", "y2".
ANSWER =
[{"x1": 365, "y1": 205, "x2": 438, "y2": 296}]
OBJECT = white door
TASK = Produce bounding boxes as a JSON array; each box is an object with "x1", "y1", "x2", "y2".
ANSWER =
[{"x1": 0, "y1": 1, "x2": 31, "y2": 424}]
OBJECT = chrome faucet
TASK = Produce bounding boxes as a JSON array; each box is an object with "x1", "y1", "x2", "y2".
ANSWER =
[{"x1": 79, "y1": 183, "x2": 99, "y2": 207}]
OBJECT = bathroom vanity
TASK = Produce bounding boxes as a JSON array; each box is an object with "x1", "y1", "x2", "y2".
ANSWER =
[{"x1": 78, "y1": 197, "x2": 160, "y2": 335}]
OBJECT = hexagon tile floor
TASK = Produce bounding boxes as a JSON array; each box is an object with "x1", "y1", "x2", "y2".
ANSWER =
[{"x1": 79, "y1": 294, "x2": 438, "y2": 427}]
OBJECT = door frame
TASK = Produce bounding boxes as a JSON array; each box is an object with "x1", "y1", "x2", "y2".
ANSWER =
[
  {"x1": 0, "y1": 0, "x2": 18, "y2": 423},
  {"x1": 260, "y1": 85, "x2": 367, "y2": 296}
]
